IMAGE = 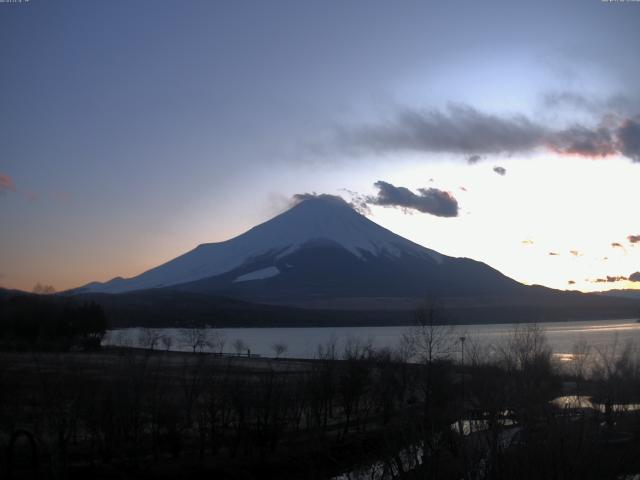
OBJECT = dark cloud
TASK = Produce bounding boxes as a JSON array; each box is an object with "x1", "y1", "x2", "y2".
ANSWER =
[
  {"x1": 344, "y1": 105, "x2": 544, "y2": 156},
  {"x1": 628, "y1": 235, "x2": 640, "y2": 244},
  {"x1": 567, "y1": 280, "x2": 576, "y2": 285},
  {"x1": 0, "y1": 174, "x2": 16, "y2": 193},
  {"x1": 367, "y1": 181, "x2": 459, "y2": 217},
  {"x1": 548, "y1": 252, "x2": 559, "y2": 256},
  {"x1": 611, "y1": 242, "x2": 626, "y2": 251},
  {"x1": 493, "y1": 166, "x2": 506, "y2": 176},
  {"x1": 549, "y1": 125, "x2": 616, "y2": 158},
  {"x1": 593, "y1": 272, "x2": 640, "y2": 283},
  {"x1": 618, "y1": 117, "x2": 640, "y2": 162},
  {"x1": 340, "y1": 104, "x2": 640, "y2": 162},
  {"x1": 594, "y1": 275, "x2": 627, "y2": 283}
]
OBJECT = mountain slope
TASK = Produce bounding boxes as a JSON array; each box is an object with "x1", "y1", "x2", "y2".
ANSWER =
[
  {"x1": 173, "y1": 242, "x2": 524, "y2": 305},
  {"x1": 80, "y1": 194, "x2": 508, "y2": 299}
]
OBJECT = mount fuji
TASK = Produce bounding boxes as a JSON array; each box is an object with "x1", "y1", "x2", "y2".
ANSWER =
[
  {"x1": 79, "y1": 195, "x2": 524, "y2": 303},
  {"x1": 74, "y1": 195, "x2": 639, "y2": 325}
]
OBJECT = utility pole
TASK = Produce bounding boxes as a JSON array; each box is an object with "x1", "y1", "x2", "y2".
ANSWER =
[{"x1": 460, "y1": 336, "x2": 466, "y2": 409}]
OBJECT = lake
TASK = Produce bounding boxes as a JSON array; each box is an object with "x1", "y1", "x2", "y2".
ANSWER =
[{"x1": 104, "y1": 318, "x2": 640, "y2": 360}]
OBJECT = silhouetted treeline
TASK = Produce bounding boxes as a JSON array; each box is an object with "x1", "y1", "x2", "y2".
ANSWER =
[{"x1": 0, "y1": 294, "x2": 107, "y2": 350}]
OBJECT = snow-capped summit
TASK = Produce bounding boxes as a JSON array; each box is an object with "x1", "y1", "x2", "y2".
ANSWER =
[
  {"x1": 233, "y1": 194, "x2": 443, "y2": 261},
  {"x1": 79, "y1": 194, "x2": 524, "y2": 305}
]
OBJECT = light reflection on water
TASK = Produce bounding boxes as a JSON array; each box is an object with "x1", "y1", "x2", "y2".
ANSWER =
[
  {"x1": 104, "y1": 318, "x2": 640, "y2": 359},
  {"x1": 552, "y1": 395, "x2": 640, "y2": 413}
]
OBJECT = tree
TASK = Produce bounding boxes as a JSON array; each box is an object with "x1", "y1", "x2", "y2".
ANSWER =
[
  {"x1": 180, "y1": 327, "x2": 207, "y2": 353},
  {"x1": 207, "y1": 330, "x2": 226, "y2": 354},
  {"x1": 404, "y1": 296, "x2": 455, "y2": 364},
  {"x1": 160, "y1": 334, "x2": 173, "y2": 351},
  {"x1": 570, "y1": 338, "x2": 592, "y2": 402},
  {"x1": 497, "y1": 323, "x2": 556, "y2": 426},
  {"x1": 232, "y1": 338, "x2": 247, "y2": 356},
  {"x1": 138, "y1": 328, "x2": 160, "y2": 350},
  {"x1": 404, "y1": 297, "x2": 456, "y2": 478},
  {"x1": 271, "y1": 342, "x2": 288, "y2": 358}
]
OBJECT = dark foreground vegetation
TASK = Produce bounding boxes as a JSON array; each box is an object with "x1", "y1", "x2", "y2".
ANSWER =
[
  {"x1": 0, "y1": 293, "x2": 107, "y2": 351},
  {"x1": 2, "y1": 297, "x2": 640, "y2": 479}
]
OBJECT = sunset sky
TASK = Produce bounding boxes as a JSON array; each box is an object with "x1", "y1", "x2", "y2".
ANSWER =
[{"x1": 1, "y1": 0, "x2": 639, "y2": 292}]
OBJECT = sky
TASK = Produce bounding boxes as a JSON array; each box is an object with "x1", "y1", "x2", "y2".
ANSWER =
[{"x1": 1, "y1": 0, "x2": 640, "y2": 292}]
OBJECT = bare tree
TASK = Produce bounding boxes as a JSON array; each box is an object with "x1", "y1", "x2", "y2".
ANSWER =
[
  {"x1": 404, "y1": 297, "x2": 455, "y2": 364},
  {"x1": 207, "y1": 330, "x2": 226, "y2": 354},
  {"x1": 160, "y1": 334, "x2": 173, "y2": 351},
  {"x1": 316, "y1": 334, "x2": 338, "y2": 361},
  {"x1": 591, "y1": 336, "x2": 640, "y2": 421},
  {"x1": 181, "y1": 327, "x2": 208, "y2": 353},
  {"x1": 570, "y1": 338, "x2": 592, "y2": 401},
  {"x1": 271, "y1": 342, "x2": 288, "y2": 358},
  {"x1": 138, "y1": 328, "x2": 160, "y2": 350},
  {"x1": 498, "y1": 323, "x2": 552, "y2": 372},
  {"x1": 232, "y1": 338, "x2": 247, "y2": 356}
]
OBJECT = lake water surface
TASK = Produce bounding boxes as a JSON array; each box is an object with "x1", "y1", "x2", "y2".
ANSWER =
[{"x1": 105, "y1": 318, "x2": 640, "y2": 360}]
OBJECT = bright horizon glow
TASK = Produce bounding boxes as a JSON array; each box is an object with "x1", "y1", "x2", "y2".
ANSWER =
[{"x1": 2, "y1": 154, "x2": 639, "y2": 293}]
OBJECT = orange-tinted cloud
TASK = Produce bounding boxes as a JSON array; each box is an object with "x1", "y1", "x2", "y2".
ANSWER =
[
  {"x1": 547, "y1": 125, "x2": 617, "y2": 158},
  {"x1": 628, "y1": 235, "x2": 640, "y2": 244},
  {"x1": 0, "y1": 174, "x2": 16, "y2": 192},
  {"x1": 611, "y1": 242, "x2": 627, "y2": 253}
]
